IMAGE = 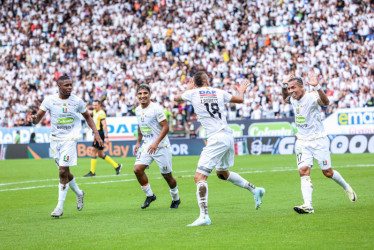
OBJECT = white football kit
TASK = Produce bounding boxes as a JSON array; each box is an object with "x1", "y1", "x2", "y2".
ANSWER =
[
  {"x1": 135, "y1": 102, "x2": 172, "y2": 174},
  {"x1": 182, "y1": 87, "x2": 234, "y2": 176},
  {"x1": 290, "y1": 91, "x2": 331, "y2": 170},
  {"x1": 40, "y1": 94, "x2": 87, "y2": 167}
]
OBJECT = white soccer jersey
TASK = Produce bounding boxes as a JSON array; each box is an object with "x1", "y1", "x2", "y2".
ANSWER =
[
  {"x1": 40, "y1": 94, "x2": 87, "y2": 140},
  {"x1": 290, "y1": 91, "x2": 326, "y2": 140},
  {"x1": 135, "y1": 102, "x2": 170, "y2": 147},
  {"x1": 182, "y1": 87, "x2": 232, "y2": 138}
]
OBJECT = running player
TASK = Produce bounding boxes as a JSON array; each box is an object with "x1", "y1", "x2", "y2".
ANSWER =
[
  {"x1": 32, "y1": 75, "x2": 103, "y2": 218},
  {"x1": 282, "y1": 72, "x2": 356, "y2": 214},
  {"x1": 84, "y1": 100, "x2": 122, "y2": 177},
  {"x1": 133, "y1": 84, "x2": 180, "y2": 209},
  {"x1": 174, "y1": 72, "x2": 265, "y2": 226}
]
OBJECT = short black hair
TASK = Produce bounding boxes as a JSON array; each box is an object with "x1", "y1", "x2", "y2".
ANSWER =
[
  {"x1": 289, "y1": 77, "x2": 303, "y2": 87},
  {"x1": 93, "y1": 99, "x2": 101, "y2": 105},
  {"x1": 136, "y1": 84, "x2": 151, "y2": 93},
  {"x1": 193, "y1": 71, "x2": 208, "y2": 87},
  {"x1": 57, "y1": 75, "x2": 71, "y2": 85}
]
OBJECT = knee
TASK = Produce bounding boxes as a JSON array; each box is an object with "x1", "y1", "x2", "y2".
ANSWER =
[
  {"x1": 323, "y1": 169, "x2": 334, "y2": 178},
  {"x1": 299, "y1": 167, "x2": 310, "y2": 177},
  {"x1": 98, "y1": 152, "x2": 105, "y2": 159},
  {"x1": 133, "y1": 166, "x2": 143, "y2": 176},
  {"x1": 217, "y1": 173, "x2": 227, "y2": 180},
  {"x1": 58, "y1": 169, "x2": 68, "y2": 179}
]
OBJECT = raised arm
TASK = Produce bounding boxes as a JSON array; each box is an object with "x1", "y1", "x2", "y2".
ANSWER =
[
  {"x1": 308, "y1": 71, "x2": 330, "y2": 106},
  {"x1": 82, "y1": 111, "x2": 103, "y2": 147},
  {"x1": 229, "y1": 79, "x2": 250, "y2": 103},
  {"x1": 174, "y1": 78, "x2": 195, "y2": 102}
]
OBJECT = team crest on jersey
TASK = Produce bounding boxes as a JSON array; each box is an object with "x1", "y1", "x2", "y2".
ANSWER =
[
  {"x1": 62, "y1": 107, "x2": 68, "y2": 113},
  {"x1": 163, "y1": 166, "x2": 168, "y2": 170},
  {"x1": 323, "y1": 160, "x2": 328, "y2": 165},
  {"x1": 63, "y1": 155, "x2": 70, "y2": 161},
  {"x1": 141, "y1": 116, "x2": 144, "y2": 122},
  {"x1": 296, "y1": 104, "x2": 300, "y2": 115}
]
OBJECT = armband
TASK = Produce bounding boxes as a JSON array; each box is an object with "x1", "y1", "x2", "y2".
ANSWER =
[{"x1": 314, "y1": 85, "x2": 321, "y2": 91}]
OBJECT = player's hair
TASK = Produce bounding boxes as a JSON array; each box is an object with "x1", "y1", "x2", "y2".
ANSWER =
[
  {"x1": 136, "y1": 84, "x2": 151, "y2": 93},
  {"x1": 194, "y1": 71, "x2": 208, "y2": 87},
  {"x1": 93, "y1": 99, "x2": 101, "y2": 105},
  {"x1": 57, "y1": 75, "x2": 71, "y2": 85},
  {"x1": 289, "y1": 77, "x2": 304, "y2": 87}
]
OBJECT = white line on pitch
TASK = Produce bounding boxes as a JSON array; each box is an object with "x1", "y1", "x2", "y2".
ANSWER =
[{"x1": 0, "y1": 164, "x2": 373, "y2": 192}]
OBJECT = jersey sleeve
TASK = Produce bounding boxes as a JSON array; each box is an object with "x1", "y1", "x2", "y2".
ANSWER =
[
  {"x1": 99, "y1": 110, "x2": 107, "y2": 120},
  {"x1": 78, "y1": 98, "x2": 87, "y2": 113},
  {"x1": 311, "y1": 91, "x2": 320, "y2": 105},
  {"x1": 181, "y1": 89, "x2": 193, "y2": 102},
  {"x1": 156, "y1": 106, "x2": 167, "y2": 122},
  {"x1": 221, "y1": 90, "x2": 233, "y2": 103},
  {"x1": 40, "y1": 97, "x2": 50, "y2": 112}
]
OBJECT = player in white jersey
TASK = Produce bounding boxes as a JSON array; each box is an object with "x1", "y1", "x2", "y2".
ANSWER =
[
  {"x1": 282, "y1": 72, "x2": 356, "y2": 214},
  {"x1": 174, "y1": 71, "x2": 265, "y2": 226},
  {"x1": 32, "y1": 75, "x2": 103, "y2": 218},
  {"x1": 133, "y1": 84, "x2": 180, "y2": 210}
]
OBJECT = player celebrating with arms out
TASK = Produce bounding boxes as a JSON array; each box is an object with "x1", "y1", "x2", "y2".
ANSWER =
[
  {"x1": 175, "y1": 71, "x2": 265, "y2": 227},
  {"x1": 282, "y1": 71, "x2": 356, "y2": 214},
  {"x1": 32, "y1": 75, "x2": 103, "y2": 218},
  {"x1": 133, "y1": 84, "x2": 180, "y2": 209}
]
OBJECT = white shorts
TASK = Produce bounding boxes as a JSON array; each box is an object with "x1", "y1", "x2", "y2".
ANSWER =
[
  {"x1": 50, "y1": 140, "x2": 78, "y2": 167},
  {"x1": 295, "y1": 136, "x2": 331, "y2": 170},
  {"x1": 134, "y1": 145, "x2": 173, "y2": 174},
  {"x1": 197, "y1": 131, "x2": 235, "y2": 176}
]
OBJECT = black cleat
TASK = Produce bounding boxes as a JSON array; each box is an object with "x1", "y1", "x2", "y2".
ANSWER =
[
  {"x1": 84, "y1": 171, "x2": 96, "y2": 177},
  {"x1": 170, "y1": 199, "x2": 181, "y2": 209},
  {"x1": 115, "y1": 164, "x2": 123, "y2": 175},
  {"x1": 141, "y1": 194, "x2": 157, "y2": 209}
]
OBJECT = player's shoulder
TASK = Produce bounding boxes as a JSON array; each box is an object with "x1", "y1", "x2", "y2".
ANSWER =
[
  {"x1": 135, "y1": 105, "x2": 142, "y2": 114},
  {"x1": 98, "y1": 109, "x2": 106, "y2": 116},
  {"x1": 69, "y1": 94, "x2": 83, "y2": 102}
]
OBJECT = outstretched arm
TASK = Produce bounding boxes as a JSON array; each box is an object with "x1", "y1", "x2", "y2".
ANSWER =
[
  {"x1": 82, "y1": 111, "x2": 104, "y2": 147},
  {"x1": 174, "y1": 78, "x2": 195, "y2": 102},
  {"x1": 229, "y1": 79, "x2": 250, "y2": 103},
  {"x1": 308, "y1": 71, "x2": 329, "y2": 106}
]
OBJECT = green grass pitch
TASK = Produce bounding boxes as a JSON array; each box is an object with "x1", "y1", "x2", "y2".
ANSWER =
[{"x1": 1, "y1": 154, "x2": 373, "y2": 249}]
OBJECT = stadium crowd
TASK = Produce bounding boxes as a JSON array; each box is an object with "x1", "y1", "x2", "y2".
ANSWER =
[{"x1": 0, "y1": 0, "x2": 374, "y2": 130}]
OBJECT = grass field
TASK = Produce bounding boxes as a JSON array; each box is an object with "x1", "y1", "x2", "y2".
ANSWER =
[{"x1": 0, "y1": 154, "x2": 373, "y2": 249}]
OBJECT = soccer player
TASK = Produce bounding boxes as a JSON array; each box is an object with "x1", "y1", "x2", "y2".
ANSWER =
[
  {"x1": 84, "y1": 100, "x2": 122, "y2": 177},
  {"x1": 174, "y1": 72, "x2": 265, "y2": 227},
  {"x1": 32, "y1": 75, "x2": 103, "y2": 218},
  {"x1": 282, "y1": 72, "x2": 357, "y2": 214},
  {"x1": 134, "y1": 84, "x2": 181, "y2": 209}
]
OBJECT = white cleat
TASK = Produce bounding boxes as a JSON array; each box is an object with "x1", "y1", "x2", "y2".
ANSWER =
[
  {"x1": 77, "y1": 191, "x2": 85, "y2": 211},
  {"x1": 51, "y1": 207, "x2": 63, "y2": 218},
  {"x1": 345, "y1": 187, "x2": 357, "y2": 202},
  {"x1": 253, "y1": 187, "x2": 265, "y2": 210},
  {"x1": 293, "y1": 204, "x2": 314, "y2": 214},
  {"x1": 187, "y1": 215, "x2": 211, "y2": 227}
]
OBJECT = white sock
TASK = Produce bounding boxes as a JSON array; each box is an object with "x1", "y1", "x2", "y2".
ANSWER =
[
  {"x1": 227, "y1": 171, "x2": 256, "y2": 194},
  {"x1": 57, "y1": 183, "x2": 69, "y2": 209},
  {"x1": 141, "y1": 183, "x2": 154, "y2": 197},
  {"x1": 301, "y1": 176, "x2": 313, "y2": 207},
  {"x1": 170, "y1": 186, "x2": 179, "y2": 201},
  {"x1": 196, "y1": 181, "x2": 208, "y2": 217},
  {"x1": 69, "y1": 178, "x2": 83, "y2": 196},
  {"x1": 332, "y1": 170, "x2": 349, "y2": 190}
]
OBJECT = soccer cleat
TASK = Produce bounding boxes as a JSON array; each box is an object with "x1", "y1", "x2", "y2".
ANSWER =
[
  {"x1": 253, "y1": 187, "x2": 265, "y2": 210},
  {"x1": 293, "y1": 205, "x2": 314, "y2": 214},
  {"x1": 77, "y1": 191, "x2": 85, "y2": 211},
  {"x1": 84, "y1": 171, "x2": 96, "y2": 177},
  {"x1": 187, "y1": 215, "x2": 211, "y2": 227},
  {"x1": 115, "y1": 164, "x2": 123, "y2": 175},
  {"x1": 170, "y1": 199, "x2": 181, "y2": 209},
  {"x1": 141, "y1": 194, "x2": 157, "y2": 209},
  {"x1": 51, "y1": 207, "x2": 63, "y2": 218},
  {"x1": 344, "y1": 186, "x2": 357, "y2": 202}
]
